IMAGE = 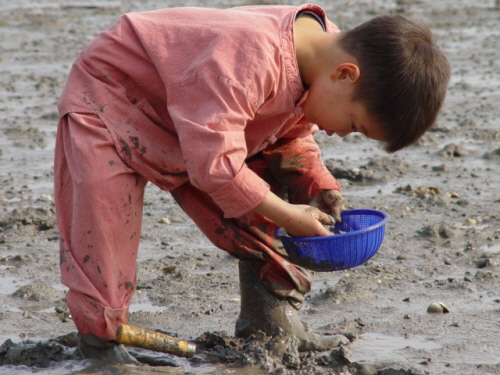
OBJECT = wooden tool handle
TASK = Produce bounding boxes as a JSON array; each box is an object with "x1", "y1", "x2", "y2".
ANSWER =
[{"x1": 116, "y1": 324, "x2": 196, "y2": 358}]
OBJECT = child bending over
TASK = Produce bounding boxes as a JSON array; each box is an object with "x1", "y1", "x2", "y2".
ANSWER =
[{"x1": 54, "y1": 4, "x2": 450, "y2": 363}]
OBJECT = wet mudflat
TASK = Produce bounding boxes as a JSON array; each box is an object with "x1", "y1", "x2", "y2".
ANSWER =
[{"x1": 1, "y1": 0, "x2": 500, "y2": 374}]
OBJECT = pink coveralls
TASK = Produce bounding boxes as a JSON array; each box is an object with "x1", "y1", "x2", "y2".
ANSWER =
[{"x1": 54, "y1": 4, "x2": 341, "y2": 342}]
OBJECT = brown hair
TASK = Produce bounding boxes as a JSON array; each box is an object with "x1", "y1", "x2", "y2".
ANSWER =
[{"x1": 338, "y1": 15, "x2": 450, "y2": 153}]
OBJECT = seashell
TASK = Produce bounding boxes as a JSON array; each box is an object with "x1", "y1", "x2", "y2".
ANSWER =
[
  {"x1": 427, "y1": 302, "x2": 449, "y2": 314},
  {"x1": 160, "y1": 217, "x2": 171, "y2": 224},
  {"x1": 428, "y1": 187, "x2": 440, "y2": 195},
  {"x1": 414, "y1": 185, "x2": 428, "y2": 195},
  {"x1": 465, "y1": 218, "x2": 476, "y2": 226}
]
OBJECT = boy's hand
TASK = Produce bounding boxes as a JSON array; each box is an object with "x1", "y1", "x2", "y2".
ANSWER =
[
  {"x1": 253, "y1": 192, "x2": 334, "y2": 238},
  {"x1": 281, "y1": 204, "x2": 333, "y2": 238},
  {"x1": 309, "y1": 189, "x2": 345, "y2": 223}
]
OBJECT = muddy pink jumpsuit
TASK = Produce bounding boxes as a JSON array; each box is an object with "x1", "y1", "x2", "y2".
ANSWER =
[{"x1": 54, "y1": 4, "x2": 341, "y2": 342}]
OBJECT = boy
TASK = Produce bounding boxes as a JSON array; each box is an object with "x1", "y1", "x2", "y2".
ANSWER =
[{"x1": 54, "y1": 4, "x2": 450, "y2": 363}]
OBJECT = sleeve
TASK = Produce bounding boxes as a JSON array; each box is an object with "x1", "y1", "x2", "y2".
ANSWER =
[
  {"x1": 167, "y1": 73, "x2": 270, "y2": 218},
  {"x1": 262, "y1": 118, "x2": 341, "y2": 205}
]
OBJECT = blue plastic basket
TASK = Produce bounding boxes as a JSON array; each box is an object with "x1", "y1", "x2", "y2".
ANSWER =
[{"x1": 276, "y1": 209, "x2": 389, "y2": 272}]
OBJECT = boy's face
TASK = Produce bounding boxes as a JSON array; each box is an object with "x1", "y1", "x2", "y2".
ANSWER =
[{"x1": 301, "y1": 64, "x2": 385, "y2": 142}]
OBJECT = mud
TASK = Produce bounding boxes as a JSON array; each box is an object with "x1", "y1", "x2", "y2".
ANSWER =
[{"x1": 1, "y1": 0, "x2": 500, "y2": 374}]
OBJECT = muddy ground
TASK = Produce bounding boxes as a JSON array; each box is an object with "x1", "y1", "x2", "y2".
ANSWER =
[{"x1": 1, "y1": 0, "x2": 500, "y2": 374}]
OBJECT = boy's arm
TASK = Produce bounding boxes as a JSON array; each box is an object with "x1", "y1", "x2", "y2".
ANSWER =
[
  {"x1": 254, "y1": 191, "x2": 333, "y2": 238},
  {"x1": 261, "y1": 132, "x2": 341, "y2": 204}
]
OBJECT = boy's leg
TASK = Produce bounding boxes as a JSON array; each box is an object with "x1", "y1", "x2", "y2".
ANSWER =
[
  {"x1": 54, "y1": 113, "x2": 147, "y2": 346},
  {"x1": 170, "y1": 157, "x2": 312, "y2": 304},
  {"x1": 170, "y1": 162, "x2": 347, "y2": 350}
]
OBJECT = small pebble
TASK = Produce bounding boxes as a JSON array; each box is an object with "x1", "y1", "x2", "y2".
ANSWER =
[{"x1": 160, "y1": 217, "x2": 171, "y2": 224}]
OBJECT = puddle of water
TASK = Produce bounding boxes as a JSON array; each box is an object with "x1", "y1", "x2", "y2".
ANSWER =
[
  {"x1": 129, "y1": 302, "x2": 166, "y2": 313},
  {"x1": 457, "y1": 224, "x2": 489, "y2": 230},
  {"x1": 480, "y1": 242, "x2": 500, "y2": 253},
  {"x1": 351, "y1": 332, "x2": 441, "y2": 363},
  {"x1": 353, "y1": 331, "x2": 500, "y2": 368},
  {"x1": 0, "y1": 272, "x2": 25, "y2": 295},
  {"x1": 0, "y1": 352, "x2": 225, "y2": 375},
  {"x1": 0, "y1": 364, "x2": 88, "y2": 375}
]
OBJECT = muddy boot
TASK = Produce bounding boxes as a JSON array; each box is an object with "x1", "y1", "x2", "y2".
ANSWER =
[
  {"x1": 75, "y1": 334, "x2": 139, "y2": 364},
  {"x1": 235, "y1": 260, "x2": 349, "y2": 352}
]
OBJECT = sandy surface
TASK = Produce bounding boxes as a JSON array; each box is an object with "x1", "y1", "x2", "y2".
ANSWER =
[{"x1": 1, "y1": 0, "x2": 500, "y2": 374}]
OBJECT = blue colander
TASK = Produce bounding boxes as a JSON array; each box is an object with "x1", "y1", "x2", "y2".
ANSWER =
[{"x1": 276, "y1": 209, "x2": 389, "y2": 272}]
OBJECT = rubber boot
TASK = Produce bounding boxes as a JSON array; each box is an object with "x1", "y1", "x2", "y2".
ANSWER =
[
  {"x1": 235, "y1": 261, "x2": 349, "y2": 351},
  {"x1": 75, "y1": 334, "x2": 139, "y2": 364}
]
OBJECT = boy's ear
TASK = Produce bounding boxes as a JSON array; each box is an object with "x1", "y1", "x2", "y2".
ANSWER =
[{"x1": 331, "y1": 63, "x2": 360, "y2": 83}]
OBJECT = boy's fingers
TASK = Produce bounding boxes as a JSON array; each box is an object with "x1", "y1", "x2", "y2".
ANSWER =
[
  {"x1": 321, "y1": 190, "x2": 344, "y2": 222},
  {"x1": 323, "y1": 190, "x2": 344, "y2": 205},
  {"x1": 331, "y1": 209, "x2": 342, "y2": 223},
  {"x1": 315, "y1": 211, "x2": 334, "y2": 224},
  {"x1": 317, "y1": 213, "x2": 335, "y2": 237}
]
